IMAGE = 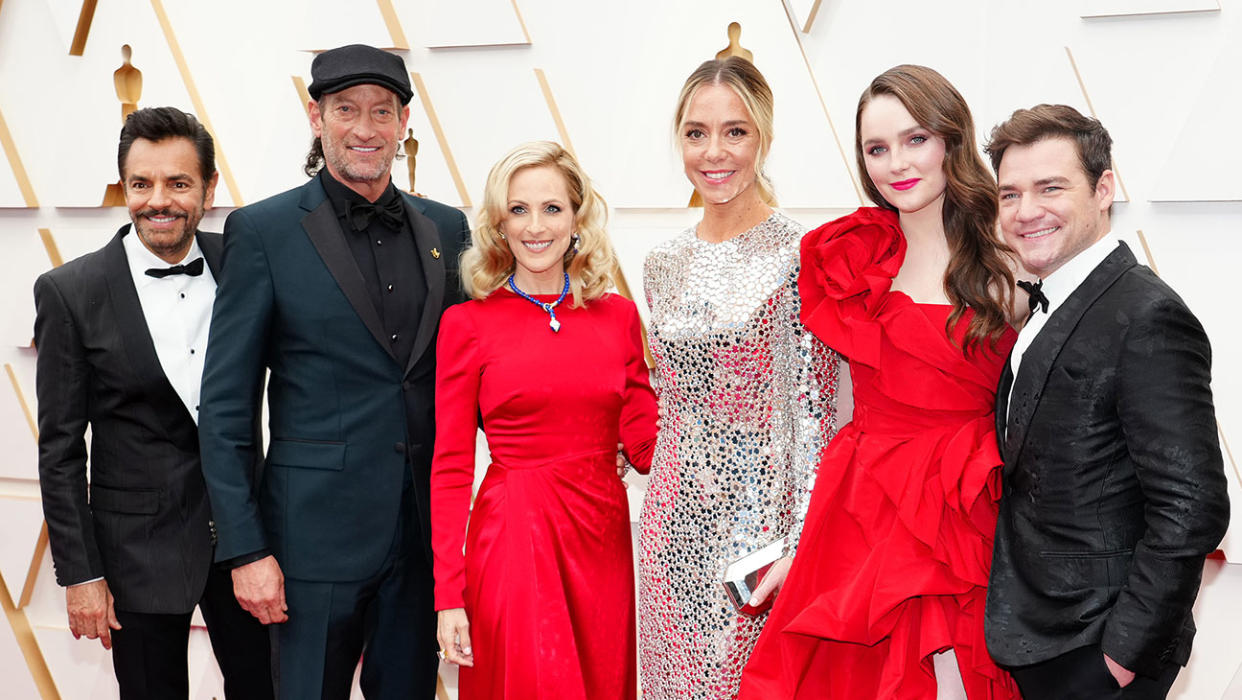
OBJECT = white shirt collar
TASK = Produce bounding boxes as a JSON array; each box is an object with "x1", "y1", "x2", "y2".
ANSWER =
[
  {"x1": 1006, "y1": 231, "x2": 1121, "y2": 424},
  {"x1": 123, "y1": 226, "x2": 204, "y2": 289},
  {"x1": 1036, "y1": 231, "x2": 1120, "y2": 317}
]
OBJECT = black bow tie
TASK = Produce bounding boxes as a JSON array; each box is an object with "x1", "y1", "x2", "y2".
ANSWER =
[
  {"x1": 348, "y1": 197, "x2": 404, "y2": 232},
  {"x1": 145, "y1": 257, "x2": 205, "y2": 279},
  {"x1": 1017, "y1": 279, "x2": 1049, "y2": 314}
]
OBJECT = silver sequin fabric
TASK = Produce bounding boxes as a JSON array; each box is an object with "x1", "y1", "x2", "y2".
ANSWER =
[{"x1": 638, "y1": 211, "x2": 838, "y2": 699}]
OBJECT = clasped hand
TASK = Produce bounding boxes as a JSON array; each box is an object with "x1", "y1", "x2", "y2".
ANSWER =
[
  {"x1": 232, "y1": 555, "x2": 288, "y2": 624},
  {"x1": 66, "y1": 579, "x2": 121, "y2": 649},
  {"x1": 437, "y1": 608, "x2": 474, "y2": 666}
]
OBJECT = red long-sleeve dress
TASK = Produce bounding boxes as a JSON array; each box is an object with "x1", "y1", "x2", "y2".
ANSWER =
[{"x1": 432, "y1": 290, "x2": 657, "y2": 700}]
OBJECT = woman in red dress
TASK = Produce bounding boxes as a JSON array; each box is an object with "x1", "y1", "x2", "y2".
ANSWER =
[
  {"x1": 740, "y1": 65, "x2": 1022, "y2": 699},
  {"x1": 432, "y1": 141, "x2": 657, "y2": 699}
]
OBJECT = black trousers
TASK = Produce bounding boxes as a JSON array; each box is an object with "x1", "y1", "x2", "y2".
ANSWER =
[
  {"x1": 111, "y1": 564, "x2": 273, "y2": 700},
  {"x1": 1008, "y1": 644, "x2": 1181, "y2": 700},
  {"x1": 274, "y1": 485, "x2": 439, "y2": 700}
]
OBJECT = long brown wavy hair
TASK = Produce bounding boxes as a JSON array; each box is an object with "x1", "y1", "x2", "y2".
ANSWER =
[{"x1": 855, "y1": 64, "x2": 1014, "y2": 351}]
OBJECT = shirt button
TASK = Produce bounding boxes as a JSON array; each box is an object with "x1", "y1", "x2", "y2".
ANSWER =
[
  {"x1": 390, "y1": 333, "x2": 398, "y2": 343},
  {"x1": 387, "y1": 284, "x2": 394, "y2": 293},
  {"x1": 180, "y1": 293, "x2": 186, "y2": 299},
  {"x1": 190, "y1": 349, "x2": 196, "y2": 354},
  {"x1": 376, "y1": 239, "x2": 384, "y2": 246}
]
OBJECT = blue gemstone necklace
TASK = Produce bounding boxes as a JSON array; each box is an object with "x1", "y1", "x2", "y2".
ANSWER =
[{"x1": 508, "y1": 272, "x2": 570, "y2": 333}]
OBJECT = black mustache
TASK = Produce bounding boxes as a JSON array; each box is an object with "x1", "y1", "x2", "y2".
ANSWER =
[{"x1": 138, "y1": 208, "x2": 187, "y2": 219}]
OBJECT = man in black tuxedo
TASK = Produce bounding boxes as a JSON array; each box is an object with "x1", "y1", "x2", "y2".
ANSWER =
[
  {"x1": 199, "y1": 44, "x2": 468, "y2": 699},
  {"x1": 35, "y1": 107, "x2": 272, "y2": 699},
  {"x1": 983, "y1": 104, "x2": 1230, "y2": 699}
]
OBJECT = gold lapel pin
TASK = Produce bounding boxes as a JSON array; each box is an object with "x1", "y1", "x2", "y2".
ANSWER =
[{"x1": 430, "y1": 248, "x2": 441, "y2": 259}]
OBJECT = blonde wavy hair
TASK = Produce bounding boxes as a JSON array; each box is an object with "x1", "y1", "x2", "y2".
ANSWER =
[{"x1": 461, "y1": 141, "x2": 616, "y2": 307}]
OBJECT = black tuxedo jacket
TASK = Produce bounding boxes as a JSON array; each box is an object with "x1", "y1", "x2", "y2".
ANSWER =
[
  {"x1": 199, "y1": 178, "x2": 468, "y2": 582},
  {"x1": 985, "y1": 242, "x2": 1229, "y2": 672},
  {"x1": 35, "y1": 225, "x2": 224, "y2": 614}
]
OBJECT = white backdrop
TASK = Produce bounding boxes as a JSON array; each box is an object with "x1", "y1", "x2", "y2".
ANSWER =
[{"x1": 1, "y1": 1, "x2": 1239, "y2": 697}]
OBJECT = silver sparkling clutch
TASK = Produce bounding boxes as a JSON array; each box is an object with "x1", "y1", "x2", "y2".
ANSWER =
[{"x1": 722, "y1": 536, "x2": 787, "y2": 616}]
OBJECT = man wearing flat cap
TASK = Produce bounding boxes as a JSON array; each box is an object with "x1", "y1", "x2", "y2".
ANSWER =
[{"x1": 199, "y1": 44, "x2": 469, "y2": 699}]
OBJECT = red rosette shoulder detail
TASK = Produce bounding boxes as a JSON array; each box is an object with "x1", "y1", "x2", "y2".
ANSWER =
[{"x1": 798, "y1": 207, "x2": 905, "y2": 366}]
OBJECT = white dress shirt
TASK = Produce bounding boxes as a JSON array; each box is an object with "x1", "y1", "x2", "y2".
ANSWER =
[
  {"x1": 122, "y1": 231, "x2": 216, "y2": 423},
  {"x1": 1007, "y1": 232, "x2": 1120, "y2": 419}
]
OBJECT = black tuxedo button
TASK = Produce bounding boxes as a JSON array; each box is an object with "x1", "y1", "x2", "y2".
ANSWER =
[
  {"x1": 394, "y1": 442, "x2": 406, "y2": 455},
  {"x1": 390, "y1": 333, "x2": 399, "y2": 343},
  {"x1": 402, "y1": 380, "x2": 411, "y2": 391}
]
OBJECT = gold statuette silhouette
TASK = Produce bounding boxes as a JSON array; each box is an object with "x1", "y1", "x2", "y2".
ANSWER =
[
  {"x1": 103, "y1": 44, "x2": 143, "y2": 206},
  {"x1": 403, "y1": 129, "x2": 420, "y2": 196},
  {"x1": 716, "y1": 21, "x2": 754, "y2": 62}
]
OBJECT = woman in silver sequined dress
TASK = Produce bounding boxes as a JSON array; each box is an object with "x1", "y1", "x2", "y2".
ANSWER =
[{"x1": 637, "y1": 57, "x2": 839, "y2": 699}]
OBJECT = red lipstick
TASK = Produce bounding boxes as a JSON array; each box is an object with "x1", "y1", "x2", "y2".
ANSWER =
[{"x1": 890, "y1": 178, "x2": 920, "y2": 191}]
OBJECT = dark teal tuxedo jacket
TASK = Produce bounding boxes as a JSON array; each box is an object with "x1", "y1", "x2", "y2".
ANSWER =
[{"x1": 199, "y1": 177, "x2": 468, "y2": 581}]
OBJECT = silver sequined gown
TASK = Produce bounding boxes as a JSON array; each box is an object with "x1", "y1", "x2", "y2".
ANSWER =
[{"x1": 638, "y1": 211, "x2": 838, "y2": 699}]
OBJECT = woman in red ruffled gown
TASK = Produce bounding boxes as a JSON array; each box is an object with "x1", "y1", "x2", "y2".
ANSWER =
[
  {"x1": 740, "y1": 65, "x2": 1022, "y2": 699},
  {"x1": 432, "y1": 141, "x2": 657, "y2": 700}
]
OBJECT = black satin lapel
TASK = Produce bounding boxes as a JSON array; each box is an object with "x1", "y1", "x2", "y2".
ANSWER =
[
  {"x1": 1004, "y1": 243, "x2": 1137, "y2": 466},
  {"x1": 102, "y1": 227, "x2": 195, "y2": 428},
  {"x1": 995, "y1": 354, "x2": 1014, "y2": 463},
  {"x1": 404, "y1": 199, "x2": 446, "y2": 377},
  {"x1": 196, "y1": 230, "x2": 224, "y2": 278},
  {"x1": 302, "y1": 200, "x2": 397, "y2": 361}
]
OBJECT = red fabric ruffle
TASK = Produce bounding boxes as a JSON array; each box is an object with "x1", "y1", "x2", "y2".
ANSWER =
[{"x1": 741, "y1": 208, "x2": 1019, "y2": 700}]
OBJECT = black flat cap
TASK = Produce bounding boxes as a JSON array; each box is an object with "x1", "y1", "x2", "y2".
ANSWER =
[{"x1": 308, "y1": 44, "x2": 413, "y2": 105}]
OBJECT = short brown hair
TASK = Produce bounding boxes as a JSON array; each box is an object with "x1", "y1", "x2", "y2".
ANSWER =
[{"x1": 985, "y1": 104, "x2": 1113, "y2": 188}]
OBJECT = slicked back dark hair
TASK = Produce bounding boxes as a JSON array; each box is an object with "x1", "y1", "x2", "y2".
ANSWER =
[{"x1": 117, "y1": 107, "x2": 215, "y2": 182}]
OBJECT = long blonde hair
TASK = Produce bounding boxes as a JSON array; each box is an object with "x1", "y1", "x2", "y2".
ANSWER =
[
  {"x1": 673, "y1": 56, "x2": 777, "y2": 207},
  {"x1": 461, "y1": 141, "x2": 615, "y2": 307}
]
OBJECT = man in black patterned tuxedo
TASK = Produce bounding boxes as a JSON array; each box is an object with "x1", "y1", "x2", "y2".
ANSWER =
[
  {"x1": 983, "y1": 104, "x2": 1229, "y2": 700},
  {"x1": 34, "y1": 107, "x2": 271, "y2": 699}
]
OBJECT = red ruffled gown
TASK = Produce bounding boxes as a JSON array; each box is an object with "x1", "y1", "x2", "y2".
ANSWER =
[
  {"x1": 740, "y1": 208, "x2": 1021, "y2": 699},
  {"x1": 431, "y1": 290, "x2": 657, "y2": 700}
]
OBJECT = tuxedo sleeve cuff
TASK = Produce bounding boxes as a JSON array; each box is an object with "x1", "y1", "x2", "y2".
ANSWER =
[
  {"x1": 219, "y1": 549, "x2": 271, "y2": 570},
  {"x1": 66, "y1": 577, "x2": 104, "y2": 587}
]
